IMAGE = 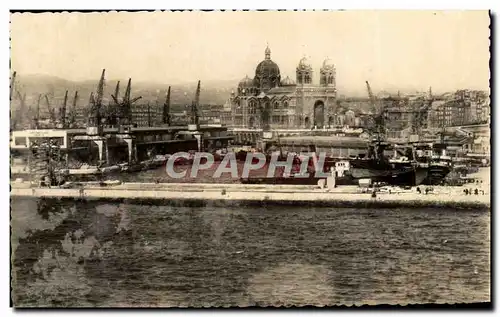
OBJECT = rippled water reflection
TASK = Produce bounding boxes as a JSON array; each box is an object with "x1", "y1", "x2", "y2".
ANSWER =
[{"x1": 11, "y1": 197, "x2": 490, "y2": 307}]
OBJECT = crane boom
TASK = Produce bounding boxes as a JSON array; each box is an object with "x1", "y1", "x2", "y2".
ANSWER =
[
  {"x1": 35, "y1": 94, "x2": 41, "y2": 124},
  {"x1": 95, "y1": 69, "x2": 105, "y2": 107},
  {"x1": 45, "y1": 95, "x2": 57, "y2": 125},
  {"x1": 366, "y1": 80, "x2": 375, "y2": 110},
  {"x1": 10, "y1": 71, "x2": 16, "y2": 101},
  {"x1": 113, "y1": 81, "x2": 120, "y2": 102},
  {"x1": 163, "y1": 86, "x2": 171, "y2": 125},
  {"x1": 118, "y1": 78, "x2": 141, "y2": 126},
  {"x1": 60, "y1": 90, "x2": 68, "y2": 128},
  {"x1": 191, "y1": 80, "x2": 201, "y2": 125},
  {"x1": 67, "y1": 91, "x2": 79, "y2": 127}
]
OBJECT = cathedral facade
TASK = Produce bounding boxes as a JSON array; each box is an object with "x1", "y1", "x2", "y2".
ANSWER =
[{"x1": 229, "y1": 46, "x2": 338, "y2": 129}]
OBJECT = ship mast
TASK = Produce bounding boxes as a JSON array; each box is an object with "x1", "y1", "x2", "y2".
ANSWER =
[{"x1": 365, "y1": 80, "x2": 387, "y2": 160}]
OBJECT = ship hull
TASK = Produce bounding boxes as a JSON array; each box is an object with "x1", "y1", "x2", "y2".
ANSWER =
[
  {"x1": 423, "y1": 165, "x2": 452, "y2": 185},
  {"x1": 351, "y1": 166, "x2": 428, "y2": 187},
  {"x1": 240, "y1": 175, "x2": 356, "y2": 186}
]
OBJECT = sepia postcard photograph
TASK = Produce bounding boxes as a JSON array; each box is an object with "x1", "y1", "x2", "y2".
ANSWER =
[{"x1": 8, "y1": 8, "x2": 492, "y2": 309}]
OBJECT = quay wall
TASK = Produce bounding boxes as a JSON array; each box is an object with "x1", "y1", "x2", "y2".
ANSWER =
[{"x1": 10, "y1": 183, "x2": 490, "y2": 210}]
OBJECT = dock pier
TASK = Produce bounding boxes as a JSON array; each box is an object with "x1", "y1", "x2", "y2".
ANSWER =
[{"x1": 10, "y1": 181, "x2": 490, "y2": 210}]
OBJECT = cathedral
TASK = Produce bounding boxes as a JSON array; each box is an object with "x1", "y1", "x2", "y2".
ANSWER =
[{"x1": 229, "y1": 45, "x2": 338, "y2": 129}]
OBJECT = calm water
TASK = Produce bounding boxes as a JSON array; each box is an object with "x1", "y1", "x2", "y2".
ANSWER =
[{"x1": 11, "y1": 197, "x2": 490, "y2": 307}]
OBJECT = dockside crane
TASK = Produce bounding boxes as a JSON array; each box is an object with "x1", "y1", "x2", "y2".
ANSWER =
[
  {"x1": 67, "y1": 91, "x2": 79, "y2": 128},
  {"x1": 32, "y1": 94, "x2": 41, "y2": 129},
  {"x1": 10, "y1": 71, "x2": 16, "y2": 102},
  {"x1": 163, "y1": 86, "x2": 171, "y2": 125},
  {"x1": 15, "y1": 90, "x2": 27, "y2": 128},
  {"x1": 109, "y1": 81, "x2": 121, "y2": 126},
  {"x1": 10, "y1": 72, "x2": 17, "y2": 128},
  {"x1": 45, "y1": 95, "x2": 57, "y2": 127},
  {"x1": 87, "y1": 69, "x2": 106, "y2": 135},
  {"x1": 147, "y1": 102, "x2": 152, "y2": 127},
  {"x1": 10, "y1": 71, "x2": 18, "y2": 129},
  {"x1": 113, "y1": 78, "x2": 142, "y2": 128},
  {"x1": 59, "y1": 90, "x2": 68, "y2": 128},
  {"x1": 191, "y1": 80, "x2": 201, "y2": 126}
]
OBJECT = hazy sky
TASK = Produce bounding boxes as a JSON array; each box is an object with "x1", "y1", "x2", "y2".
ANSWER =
[{"x1": 10, "y1": 10, "x2": 490, "y2": 93}]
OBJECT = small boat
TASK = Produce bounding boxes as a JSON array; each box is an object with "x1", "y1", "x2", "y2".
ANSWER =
[
  {"x1": 121, "y1": 162, "x2": 143, "y2": 173},
  {"x1": 68, "y1": 164, "x2": 100, "y2": 175},
  {"x1": 100, "y1": 165, "x2": 121, "y2": 173}
]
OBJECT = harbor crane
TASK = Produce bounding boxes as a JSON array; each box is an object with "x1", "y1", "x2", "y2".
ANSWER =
[
  {"x1": 107, "y1": 81, "x2": 120, "y2": 126},
  {"x1": 58, "y1": 90, "x2": 68, "y2": 128},
  {"x1": 10, "y1": 71, "x2": 16, "y2": 101},
  {"x1": 163, "y1": 86, "x2": 171, "y2": 125},
  {"x1": 45, "y1": 95, "x2": 57, "y2": 127},
  {"x1": 10, "y1": 71, "x2": 16, "y2": 129},
  {"x1": 15, "y1": 90, "x2": 27, "y2": 128},
  {"x1": 87, "y1": 69, "x2": 107, "y2": 134},
  {"x1": 111, "y1": 78, "x2": 142, "y2": 128},
  {"x1": 191, "y1": 80, "x2": 201, "y2": 126},
  {"x1": 67, "y1": 91, "x2": 79, "y2": 128},
  {"x1": 32, "y1": 94, "x2": 41, "y2": 129}
]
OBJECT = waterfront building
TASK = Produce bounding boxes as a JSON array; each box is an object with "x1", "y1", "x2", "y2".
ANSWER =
[
  {"x1": 228, "y1": 45, "x2": 338, "y2": 129},
  {"x1": 131, "y1": 103, "x2": 161, "y2": 127}
]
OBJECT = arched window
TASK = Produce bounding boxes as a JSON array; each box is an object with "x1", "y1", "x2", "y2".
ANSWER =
[
  {"x1": 274, "y1": 102, "x2": 280, "y2": 110},
  {"x1": 248, "y1": 100, "x2": 257, "y2": 114},
  {"x1": 283, "y1": 101, "x2": 289, "y2": 109},
  {"x1": 328, "y1": 76, "x2": 333, "y2": 85},
  {"x1": 305, "y1": 73, "x2": 311, "y2": 84}
]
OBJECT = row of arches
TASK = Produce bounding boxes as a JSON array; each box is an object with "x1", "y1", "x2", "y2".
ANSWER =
[{"x1": 246, "y1": 100, "x2": 330, "y2": 129}]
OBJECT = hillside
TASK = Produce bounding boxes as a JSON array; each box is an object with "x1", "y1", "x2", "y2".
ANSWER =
[{"x1": 10, "y1": 74, "x2": 239, "y2": 111}]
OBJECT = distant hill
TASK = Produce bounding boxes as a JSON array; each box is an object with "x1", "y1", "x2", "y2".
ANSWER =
[{"x1": 10, "y1": 74, "x2": 239, "y2": 111}]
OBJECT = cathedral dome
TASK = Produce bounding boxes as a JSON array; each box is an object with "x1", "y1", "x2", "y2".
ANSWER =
[
  {"x1": 281, "y1": 76, "x2": 295, "y2": 86},
  {"x1": 254, "y1": 45, "x2": 281, "y2": 90},
  {"x1": 238, "y1": 75, "x2": 254, "y2": 88},
  {"x1": 255, "y1": 59, "x2": 281, "y2": 78}
]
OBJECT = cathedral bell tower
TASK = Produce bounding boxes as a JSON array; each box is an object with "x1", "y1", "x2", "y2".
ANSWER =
[
  {"x1": 320, "y1": 58, "x2": 336, "y2": 87},
  {"x1": 296, "y1": 56, "x2": 313, "y2": 85}
]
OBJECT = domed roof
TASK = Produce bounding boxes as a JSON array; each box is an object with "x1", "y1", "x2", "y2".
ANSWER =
[
  {"x1": 281, "y1": 76, "x2": 296, "y2": 86},
  {"x1": 238, "y1": 75, "x2": 254, "y2": 88},
  {"x1": 254, "y1": 45, "x2": 281, "y2": 90},
  {"x1": 322, "y1": 57, "x2": 335, "y2": 70},
  {"x1": 255, "y1": 59, "x2": 280, "y2": 77},
  {"x1": 297, "y1": 56, "x2": 312, "y2": 70}
]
